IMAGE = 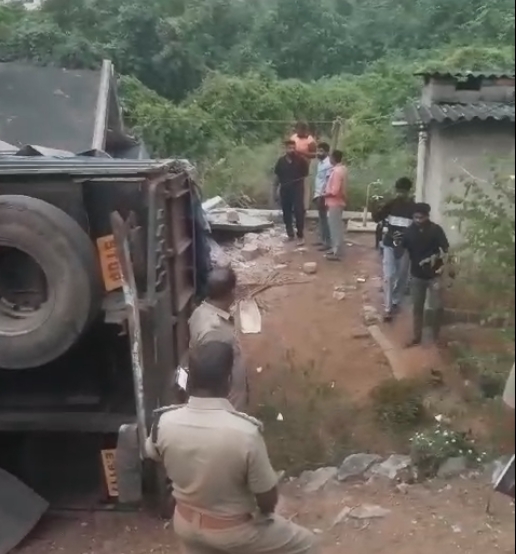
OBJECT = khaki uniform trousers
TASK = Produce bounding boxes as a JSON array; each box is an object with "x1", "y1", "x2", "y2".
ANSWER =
[{"x1": 174, "y1": 512, "x2": 317, "y2": 554}]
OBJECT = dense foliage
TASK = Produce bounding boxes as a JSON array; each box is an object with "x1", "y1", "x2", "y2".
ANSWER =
[{"x1": 1, "y1": 0, "x2": 514, "y2": 205}]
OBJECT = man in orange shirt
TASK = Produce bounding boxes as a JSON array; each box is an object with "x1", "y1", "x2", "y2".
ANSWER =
[
  {"x1": 324, "y1": 150, "x2": 347, "y2": 261},
  {"x1": 291, "y1": 122, "x2": 317, "y2": 210}
]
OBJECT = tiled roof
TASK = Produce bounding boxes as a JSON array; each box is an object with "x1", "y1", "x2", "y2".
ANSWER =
[
  {"x1": 399, "y1": 102, "x2": 516, "y2": 125},
  {"x1": 415, "y1": 71, "x2": 515, "y2": 80}
]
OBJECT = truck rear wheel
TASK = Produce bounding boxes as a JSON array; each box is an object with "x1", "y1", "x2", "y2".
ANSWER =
[{"x1": 0, "y1": 195, "x2": 102, "y2": 369}]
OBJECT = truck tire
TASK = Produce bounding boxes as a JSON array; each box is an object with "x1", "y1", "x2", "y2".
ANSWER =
[{"x1": 0, "y1": 195, "x2": 102, "y2": 369}]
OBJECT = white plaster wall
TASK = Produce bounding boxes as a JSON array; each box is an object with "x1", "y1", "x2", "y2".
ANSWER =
[{"x1": 423, "y1": 121, "x2": 515, "y2": 246}]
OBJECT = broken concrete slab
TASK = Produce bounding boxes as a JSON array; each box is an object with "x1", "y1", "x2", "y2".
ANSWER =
[
  {"x1": 206, "y1": 209, "x2": 274, "y2": 233},
  {"x1": 338, "y1": 453, "x2": 383, "y2": 482}
]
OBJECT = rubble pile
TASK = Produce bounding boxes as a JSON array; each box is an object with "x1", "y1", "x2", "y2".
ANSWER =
[{"x1": 210, "y1": 227, "x2": 290, "y2": 286}]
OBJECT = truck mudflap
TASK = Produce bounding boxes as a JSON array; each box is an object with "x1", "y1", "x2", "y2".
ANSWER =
[{"x1": 0, "y1": 468, "x2": 48, "y2": 554}]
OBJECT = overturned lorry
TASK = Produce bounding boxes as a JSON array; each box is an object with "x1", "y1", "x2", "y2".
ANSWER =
[{"x1": 0, "y1": 155, "x2": 200, "y2": 509}]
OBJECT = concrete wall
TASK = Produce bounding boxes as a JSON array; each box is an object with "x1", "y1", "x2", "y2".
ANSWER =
[{"x1": 422, "y1": 120, "x2": 515, "y2": 245}]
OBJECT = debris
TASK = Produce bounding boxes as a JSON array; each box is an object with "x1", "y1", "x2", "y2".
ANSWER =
[
  {"x1": 303, "y1": 262, "x2": 318, "y2": 275},
  {"x1": 349, "y1": 505, "x2": 391, "y2": 520},
  {"x1": 227, "y1": 209, "x2": 241, "y2": 224},
  {"x1": 356, "y1": 277, "x2": 368, "y2": 283},
  {"x1": 239, "y1": 299, "x2": 262, "y2": 334},
  {"x1": 331, "y1": 507, "x2": 352, "y2": 528},
  {"x1": 338, "y1": 454, "x2": 382, "y2": 482},
  {"x1": 300, "y1": 467, "x2": 338, "y2": 493},
  {"x1": 370, "y1": 455, "x2": 412, "y2": 481},
  {"x1": 256, "y1": 367, "x2": 263, "y2": 374},
  {"x1": 396, "y1": 483, "x2": 410, "y2": 495},
  {"x1": 202, "y1": 195, "x2": 227, "y2": 212},
  {"x1": 333, "y1": 291, "x2": 347, "y2": 301},
  {"x1": 362, "y1": 305, "x2": 381, "y2": 325},
  {"x1": 274, "y1": 264, "x2": 288, "y2": 270},
  {"x1": 438, "y1": 457, "x2": 468, "y2": 479},
  {"x1": 241, "y1": 244, "x2": 260, "y2": 261},
  {"x1": 277, "y1": 413, "x2": 284, "y2": 422}
]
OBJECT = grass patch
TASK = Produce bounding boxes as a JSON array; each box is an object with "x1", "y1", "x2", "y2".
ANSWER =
[
  {"x1": 252, "y1": 352, "x2": 353, "y2": 475},
  {"x1": 370, "y1": 378, "x2": 428, "y2": 432}
]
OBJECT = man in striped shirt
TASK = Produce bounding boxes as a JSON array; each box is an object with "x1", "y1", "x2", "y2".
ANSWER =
[{"x1": 373, "y1": 178, "x2": 416, "y2": 321}]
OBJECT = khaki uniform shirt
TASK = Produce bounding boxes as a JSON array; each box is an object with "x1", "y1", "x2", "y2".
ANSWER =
[
  {"x1": 189, "y1": 302, "x2": 249, "y2": 411},
  {"x1": 145, "y1": 397, "x2": 278, "y2": 517},
  {"x1": 503, "y1": 364, "x2": 515, "y2": 409}
]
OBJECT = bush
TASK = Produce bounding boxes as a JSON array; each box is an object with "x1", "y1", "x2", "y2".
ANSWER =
[
  {"x1": 410, "y1": 423, "x2": 487, "y2": 478},
  {"x1": 447, "y1": 171, "x2": 515, "y2": 323},
  {"x1": 370, "y1": 378, "x2": 427, "y2": 431}
]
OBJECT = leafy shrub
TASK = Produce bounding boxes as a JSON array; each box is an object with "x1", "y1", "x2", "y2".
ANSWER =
[
  {"x1": 410, "y1": 423, "x2": 488, "y2": 478},
  {"x1": 370, "y1": 378, "x2": 427, "y2": 431},
  {"x1": 447, "y1": 172, "x2": 515, "y2": 322}
]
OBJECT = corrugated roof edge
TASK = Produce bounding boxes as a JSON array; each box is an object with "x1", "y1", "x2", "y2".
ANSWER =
[
  {"x1": 0, "y1": 156, "x2": 187, "y2": 177},
  {"x1": 394, "y1": 101, "x2": 516, "y2": 126},
  {"x1": 415, "y1": 71, "x2": 516, "y2": 80}
]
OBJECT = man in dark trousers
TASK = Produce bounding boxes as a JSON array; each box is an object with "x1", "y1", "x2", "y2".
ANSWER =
[
  {"x1": 373, "y1": 177, "x2": 416, "y2": 322},
  {"x1": 402, "y1": 203, "x2": 450, "y2": 347},
  {"x1": 273, "y1": 140, "x2": 309, "y2": 246}
]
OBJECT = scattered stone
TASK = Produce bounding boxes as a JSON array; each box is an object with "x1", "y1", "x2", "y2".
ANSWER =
[
  {"x1": 227, "y1": 209, "x2": 240, "y2": 224},
  {"x1": 438, "y1": 457, "x2": 468, "y2": 479},
  {"x1": 362, "y1": 305, "x2": 381, "y2": 325},
  {"x1": 241, "y1": 244, "x2": 260, "y2": 261},
  {"x1": 276, "y1": 470, "x2": 286, "y2": 482},
  {"x1": 331, "y1": 507, "x2": 352, "y2": 528},
  {"x1": 333, "y1": 291, "x2": 347, "y2": 301},
  {"x1": 303, "y1": 262, "x2": 318, "y2": 275},
  {"x1": 274, "y1": 264, "x2": 288, "y2": 270},
  {"x1": 349, "y1": 505, "x2": 391, "y2": 520},
  {"x1": 338, "y1": 454, "x2": 382, "y2": 482},
  {"x1": 370, "y1": 455, "x2": 412, "y2": 481},
  {"x1": 395, "y1": 483, "x2": 410, "y2": 495},
  {"x1": 351, "y1": 330, "x2": 370, "y2": 340},
  {"x1": 300, "y1": 467, "x2": 338, "y2": 493},
  {"x1": 356, "y1": 276, "x2": 368, "y2": 283}
]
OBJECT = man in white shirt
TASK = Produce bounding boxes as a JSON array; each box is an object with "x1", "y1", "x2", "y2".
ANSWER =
[{"x1": 313, "y1": 142, "x2": 332, "y2": 251}]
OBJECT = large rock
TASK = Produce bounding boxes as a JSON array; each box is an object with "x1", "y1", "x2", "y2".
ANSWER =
[
  {"x1": 370, "y1": 455, "x2": 412, "y2": 481},
  {"x1": 300, "y1": 467, "x2": 338, "y2": 493},
  {"x1": 438, "y1": 457, "x2": 468, "y2": 479},
  {"x1": 337, "y1": 454, "x2": 382, "y2": 482}
]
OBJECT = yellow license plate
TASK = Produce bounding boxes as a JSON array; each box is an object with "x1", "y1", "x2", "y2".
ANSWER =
[
  {"x1": 97, "y1": 235, "x2": 122, "y2": 292},
  {"x1": 101, "y1": 449, "x2": 119, "y2": 498}
]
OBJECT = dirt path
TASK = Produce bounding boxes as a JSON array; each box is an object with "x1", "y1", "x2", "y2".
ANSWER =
[{"x1": 19, "y1": 476, "x2": 515, "y2": 553}]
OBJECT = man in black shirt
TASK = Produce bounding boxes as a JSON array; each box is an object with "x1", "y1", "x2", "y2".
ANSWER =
[
  {"x1": 373, "y1": 177, "x2": 416, "y2": 321},
  {"x1": 273, "y1": 140, "x2": 309, "y2": 245},
  {"x1": 402, "y1": 203, "x2": 450, "y2": 347}
]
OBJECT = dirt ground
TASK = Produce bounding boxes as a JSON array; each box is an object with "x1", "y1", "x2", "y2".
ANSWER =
[
  {"x1": 16, "y1": 229, "x2": 516, "y2": 552},
  {"x1": 19, "y1": 476, "x2": 515, "y2": 553}
]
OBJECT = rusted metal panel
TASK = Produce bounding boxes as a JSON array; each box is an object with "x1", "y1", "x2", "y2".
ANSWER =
[{"x1": 110, "y1": 211, "x2": 147, "y2": 459}]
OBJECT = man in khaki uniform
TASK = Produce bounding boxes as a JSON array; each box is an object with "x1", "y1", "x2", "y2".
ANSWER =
[
  {"x1": 146, "y1": 341, "x2": 316, "y2": 554},
  {"x1": 189, "y1": 266, "x2": 249, "y2": 412}
]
